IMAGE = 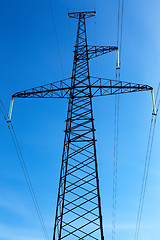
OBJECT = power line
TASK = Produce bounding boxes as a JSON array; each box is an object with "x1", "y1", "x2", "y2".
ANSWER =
[
  {"x1": 112, "y1": 94, "x2": 119, "y2": 240},
  {"x1": 112, "y1": 93, "x2": 120, "y2": 240},
  {"x1": 0, "y1": 99, "x2": 49, "y2": 240},
  {"x1": 119, "y1": 0, "x2": 124, "y2": 69},
  {"x1": 112, "y1": 0, "x2": 124, "y2": 239},
  {"x1": 94, "y1": 1, "x2": 98, "y2": 76},
  {"x1": 65, "y1": 0, "x2": 73, "y2": 53},
  {"x1": 134, "y1": 84, "x2": 160, "y2": 240},
  {"x1": 116, "y1": 0, "x2": 120, "y2": 46},
  {"x1": 94, "y1": 0, "x2": 96, "y2": 11},
  {"x1": 48, "y1": 0, "x2": 65, "y2": 78},
  {"x1": 155, "y1": 82, "x2": 160, "y2": 103}
]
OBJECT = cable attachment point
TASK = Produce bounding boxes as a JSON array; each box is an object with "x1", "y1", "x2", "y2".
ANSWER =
[
  {"x1": 151, "y1": 90, "x2": 157, "y2": 115},
  {"x1": 8, "y1": 98, "x2": 14, "y2": 121},
  {"x1": 116, "y1": 50, "x2": 120, "y2": 69}
]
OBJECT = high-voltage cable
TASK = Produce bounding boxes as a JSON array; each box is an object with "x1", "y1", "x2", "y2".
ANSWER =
[
  {"x1": 49, "y1": 0, "x2": 65, "y2": 78},
  {"x1": 119, "y1": 0, "x2": 124, "y2": 69},
  {"x1": 65, "y1": 0, "x2": 73, "y2": 52},
  {"x1": 112, "y1": 0, "x2": 125, "y2": 239},
  {"x1": 134, "y1": 84, "x2": 160, "y2": 240},
  {"x1": 0, "y1": 99, "x2": 49, "y2": 240}
]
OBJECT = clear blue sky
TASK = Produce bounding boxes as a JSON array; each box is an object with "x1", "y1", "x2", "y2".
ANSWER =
[{"x1": 0, "y1": 0, "x2": 160, "y2": 240}]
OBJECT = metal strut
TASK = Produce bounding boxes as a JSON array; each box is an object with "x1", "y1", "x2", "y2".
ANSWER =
[
  {"x1": 53, "y1": 12, "x2": 105, "y2": 240},
  {"x1": 12, "y1": 10, "x2": 153, "y2": 240}
]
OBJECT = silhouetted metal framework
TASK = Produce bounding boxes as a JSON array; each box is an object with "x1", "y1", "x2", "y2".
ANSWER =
[{"x1": 12, "y1": 11, "x2": 152, "y2": 240}]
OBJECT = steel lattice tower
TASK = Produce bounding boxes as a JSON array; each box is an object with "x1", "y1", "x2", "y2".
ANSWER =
[{"x1": 12, "y1": 11, "x2": 152, "y2": 240}]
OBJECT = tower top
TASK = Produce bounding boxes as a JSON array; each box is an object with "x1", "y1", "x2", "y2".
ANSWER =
[{"x1": 68, "y1": 11, "x2": 96, "y2": 19}]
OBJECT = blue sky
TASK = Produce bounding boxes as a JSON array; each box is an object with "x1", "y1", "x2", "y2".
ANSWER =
[{"x1": 0, "y1": 0, "x2": 160, "y2": 240}]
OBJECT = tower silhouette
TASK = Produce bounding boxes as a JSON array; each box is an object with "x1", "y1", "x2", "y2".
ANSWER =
[{"x1": 12, "y1": 11, "x2": 152, "y2": 240}]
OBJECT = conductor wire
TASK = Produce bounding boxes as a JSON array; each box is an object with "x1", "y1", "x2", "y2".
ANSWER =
[
  {"x1": 112, "y1": 0, "x2": 124, "y2": 239},
  {"x1": 119, "y1": 0, "x2": 124, "y2": 70},
  {"x1": 66, "y1": 0, "x2": 73, "y2": 53},
  {"x1": 134, "y1": 84, "x2": 160, "y2": 240},
  {"x1": 49, "y1": 0, "x2": 65, "y2": 78},
  {"x1": 0, "y1": 99, "x2": 49, "y2": 240}
]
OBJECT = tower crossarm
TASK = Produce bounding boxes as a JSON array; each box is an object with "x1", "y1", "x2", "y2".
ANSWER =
[
  {"x1": 75, "y1": 45, "x2": 118, "y2": 60},
  {"x1": 90, "y1": 77, "x2": 153, "y2": 97},
  {"x1": 12, "y1": 78, "x2": 72, "y2": 98},
  {"x1": 12, "y1": 77, "x2": 152, "y2": 99},
  {"x1": 68, "y1": 11, "x2": 96, "y2": 19}
]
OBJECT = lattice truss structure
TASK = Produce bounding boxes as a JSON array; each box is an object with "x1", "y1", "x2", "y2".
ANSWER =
[{"x1": 12, "y1": 11, "x2": 152, "y2": 240}]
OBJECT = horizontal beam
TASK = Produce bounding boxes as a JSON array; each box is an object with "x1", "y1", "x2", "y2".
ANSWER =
[
  {"x1": 89, "y1": 77, "x2": 153, "y2": 97},
  {"x1": 75, "y1": 45, "x2": 118, "y2": 60},
  {"x1": 12, "y1": 77, "x2": 152, "y2": 99},
  {"x1": 68, "y1": 11, "x2": 96, "y2": 19},
  {"x1": 12, "y1": 78, "x2": 71, "y2": 98}
]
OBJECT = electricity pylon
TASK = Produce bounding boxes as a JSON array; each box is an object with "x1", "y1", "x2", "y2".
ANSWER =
[{"x1": 12, "y1": 11, "x2": 152, "y2": 240}]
